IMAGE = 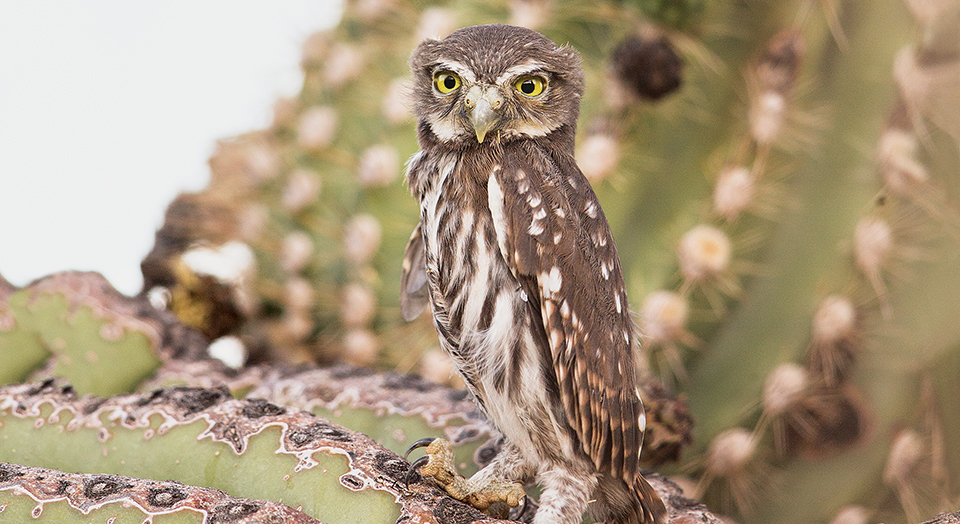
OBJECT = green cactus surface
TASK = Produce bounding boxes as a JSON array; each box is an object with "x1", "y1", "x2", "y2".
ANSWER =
[
  {"x1": 0, "y1": 272, "x2": 172, "y2": 396},
  {"x1": 0, "y1": 462, "x2": 324, "y2": 524}
]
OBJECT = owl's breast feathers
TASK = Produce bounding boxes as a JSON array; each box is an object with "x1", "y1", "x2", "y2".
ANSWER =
[{"x1": 404, "y1": 138, "x2": 647, "y2": 486}]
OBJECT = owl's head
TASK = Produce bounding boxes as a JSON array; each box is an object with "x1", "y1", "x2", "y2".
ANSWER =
[{"x1": 410, "y1": 24, "x2": 584, "y2": 145}]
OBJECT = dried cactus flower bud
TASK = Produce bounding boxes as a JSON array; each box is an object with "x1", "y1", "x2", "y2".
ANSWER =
[
  {"x1": 182, "y1": 241, "x2": 255, "y2": 284},
  {"x1": 707, "y1": 428, "x2": 757, "y2": 477},
  {"x1": 419, "y1": 347, "x2": 459, "y2": 385},
  {"x1": 283, "y1": 277, "x2": 315, "y2": 311},
  {"x1": 297, "y1": 106, "x2": 338, "y2": 151},
  {"x1": 883, "y1": 429, "x2": 924, "y2": 486},
  {"x1": 237, "y1": 204, "x2": 268, "y2": 243},
  {"x1": 382, "y1": 78, "x2": 412, "y2": 124},
  {"x1": 300, "y1": 31, "x2": 331, "y2": 69},
  {"x1": 813, "y1": 295, "x2": 857, "y2": 344},
  {"x1": 611, "y1": 34, "x2": 683, "y2": 101},
  {"x1": 415, "y1": 7, "x2": 457, "y2": 41},
  {"x1": 879, "y1": 128, "x2": 929, "y2": 194},
  {"x1": 281, "y1": 169, "x2": 321, "y2": 212},
  {"x1": 280, "y1": 231, "x2": 314, "y2": 274},
  {"x1": 756, "y1": 30, "x2": 804, "y2": 93},
  {"x1": 207, "y1": 335, "x2": 247, "y2": 369},
  {"x1": 243, "y1": 142, "x2": 281, "y2": 182},
  {"x1": 271, "y1": 96, "x2": 299, "y2": 130},
  {"x1": 357, "y1": 145, "x2": 400, "y2": 187},
  {"x1": 713, "y1": 166, "x2": 756, "y2": 221},
  {"x1": 342, "y1": 329, "x2": 380, "y2": 366},
  {"x1": 344, "y1": 214, "x2": 382, "y2": 265},
  {"x1": 508, "y1": 0, "x2": 550, "y2": 30},
  {"x1": 678, "y1": 224, "x2": 732, "y2": 283},
  {"x1": 854, "y1": 216, "x2": 892, "y2": 298},
  {"x1": 749, "y1": 30, "x2": 803, "y2": 146},
  {"x1": 322, "y1": 43, "x2": 364, "y2": 88},
  {"x1": 352, "y1": 0, "x2": 396, "y2": 21},
  {"x1": 808, "y1": 295, "x2": 862, "y2": 384},
  {"x1": 829, "y1": 506, "x2": 871, "y2": 524},
  {"x1": 893, "y1": 46, "x2": 960, "y2": 148},
  {"x1": 750, "y1": 90, "x2": 787, "y2": 145},
  {"x1": 341, "y1": 283, "x2": 377, "y2": 328},
  {"x1": 282, "y1": 310, "x2": 313, "y2": 341},
  {"x1": 763, "y1": 363, "x2": 808, "y2": 416},
  {"x1": 576, "y1": 134, "x2": 620, "y2": 182},
  {"x1": 147, "y1": 286, "x2": 171, "y2": 310},
  {"x1": 640, "y1": 290, "x2": 690, "y2": 344}
]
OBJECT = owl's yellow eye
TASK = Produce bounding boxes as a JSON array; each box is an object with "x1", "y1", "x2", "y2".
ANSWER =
[
  {"x1": 515, "y1": 75, "x2": 546, "y2": 97},
  {"x1": 433, "y1": 71, "x2": 461, "y2": 94}
]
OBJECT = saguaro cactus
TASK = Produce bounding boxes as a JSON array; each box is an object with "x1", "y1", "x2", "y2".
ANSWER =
[{"x1": 3, "y1": 0, "x2": 959, "y2": 523}]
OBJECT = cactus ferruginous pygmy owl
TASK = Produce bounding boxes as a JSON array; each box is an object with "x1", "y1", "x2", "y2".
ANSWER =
[{"x1": 401, "y1": 24, "x2": 665, "y2": 524}]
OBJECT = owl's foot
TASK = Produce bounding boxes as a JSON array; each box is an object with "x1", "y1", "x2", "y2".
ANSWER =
[{"x1": 405, "y1": 437, "x2": 526, "y2": 519}]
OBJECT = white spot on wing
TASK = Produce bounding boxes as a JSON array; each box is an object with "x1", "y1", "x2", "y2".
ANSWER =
[
  {"x1": 542, "y1": 266, "x2": 562, "y2": 297},
  {"x1": 550, "y1": 329, "x2": 562, "y2": 349},
  {"x1": 528, "y1": 220, "x2": 544, "y2": 236},
  {"x1": 592, "y1": 231, "x2": 607, "y2": 247},
  {"x1": 585, "y1": 200, "x2": 598, "y2": 218}
]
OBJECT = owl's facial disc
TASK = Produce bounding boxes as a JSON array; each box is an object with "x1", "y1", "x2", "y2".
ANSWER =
[{"x1": 463, "y1": 85, "x2": 504, "y2": 143}]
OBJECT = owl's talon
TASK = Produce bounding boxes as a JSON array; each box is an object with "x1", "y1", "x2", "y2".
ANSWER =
[
  {"x1": 405, "y1": 455, "x2": 430, "y2": 488},
  {"x1": 404, "y1": 438, "x2": 526, "y2": 518},
  {"x1": 404, "y1": 437, "x2": 437, "y2": 460}
]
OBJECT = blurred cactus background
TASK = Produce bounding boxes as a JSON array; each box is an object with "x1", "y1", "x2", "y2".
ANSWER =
[{"x1": 3, "y1": 0, "x2": 960, "y2": 523}]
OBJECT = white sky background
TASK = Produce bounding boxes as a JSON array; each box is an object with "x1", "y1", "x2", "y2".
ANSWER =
[{"x1": 0, "y1": 1, "x2": 342, "y2": 295}]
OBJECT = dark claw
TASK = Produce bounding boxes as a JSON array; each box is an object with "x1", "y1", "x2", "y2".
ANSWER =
[
  {"x1": 405, "y1": 455, "x2": 429, "y2": 488},
  {"x1": 404, "y1": 437, "x2": 436, "y2": 460},
  {"x1": 516, "y1": 493, "x2": 528, "y2": 519}
]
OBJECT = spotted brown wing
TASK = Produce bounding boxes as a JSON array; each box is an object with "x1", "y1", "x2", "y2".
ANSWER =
[
  {"x1": 487, "y1": 142, "x2": 647, "y2": 490},
  {"x1": 400, "y1": 222, "x2": 429, "y2": 321}
]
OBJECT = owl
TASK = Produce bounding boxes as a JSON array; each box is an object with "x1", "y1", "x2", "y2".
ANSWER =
[{"x1": 400, "y1": 24, "x2": 666, "y2": 524}]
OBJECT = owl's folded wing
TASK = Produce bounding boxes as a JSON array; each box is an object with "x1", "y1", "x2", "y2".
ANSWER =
[
  {"x1": 400, "y1": 221, "x2": 430, "y2": 321},
  {"x1": 487, "y1": 143, "x2": 645, "y2": 486}
]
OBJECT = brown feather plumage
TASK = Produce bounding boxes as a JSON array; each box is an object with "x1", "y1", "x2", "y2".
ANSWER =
[{"x1": 401, "y1": 24, "x2": 665, "y2": 524}]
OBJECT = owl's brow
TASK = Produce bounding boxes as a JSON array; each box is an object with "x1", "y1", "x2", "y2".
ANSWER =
[
  {"x1": 432, "y1": 60, "x2": 476, "y2": 83},
  {"x1": 495, "y1": 60, "x2": 549, "y2": 85}
]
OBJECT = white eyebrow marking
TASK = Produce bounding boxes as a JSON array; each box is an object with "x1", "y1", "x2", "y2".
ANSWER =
[
  {"x1": 434, "y1": 60, "x2": 476, "y2": 83},
  {"x1": 494, "y1": 60, "x2": 548, "y2": 84}
]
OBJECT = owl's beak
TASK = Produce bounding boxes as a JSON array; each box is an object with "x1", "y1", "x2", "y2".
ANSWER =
[{"x1": 465, "y1": 85, "x2": 503, "y2": 143}]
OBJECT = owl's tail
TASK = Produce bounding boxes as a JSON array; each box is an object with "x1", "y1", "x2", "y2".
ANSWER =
[{"x1": 592, "y1": 473, "x2": 667, "y2": 524}]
